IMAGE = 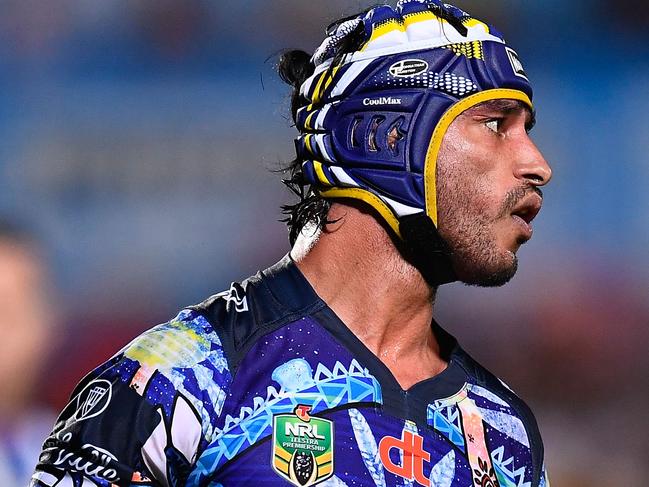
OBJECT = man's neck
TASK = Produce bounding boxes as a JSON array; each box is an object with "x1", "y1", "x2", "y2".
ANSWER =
[{"x1": 291, "y1": 203, "x2": 447, "y2": 389}]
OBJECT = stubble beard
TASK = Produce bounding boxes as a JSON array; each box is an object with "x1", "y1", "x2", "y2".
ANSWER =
[
  {"x1": 440, "y1": 207, "x2": 518, "y2": 287},
  {"x1": 436, "y1": 172, "x2": 519, "y2": 288}
]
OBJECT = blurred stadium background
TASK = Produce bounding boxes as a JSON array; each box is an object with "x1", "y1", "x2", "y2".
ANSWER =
[{"x1": 0, "y1": 1, "x2": 647, "y2": 485}]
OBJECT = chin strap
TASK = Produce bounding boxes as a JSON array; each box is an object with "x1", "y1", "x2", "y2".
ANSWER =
[{"x1": 399, "y1": 214, "x2": 457, "y2": 286}]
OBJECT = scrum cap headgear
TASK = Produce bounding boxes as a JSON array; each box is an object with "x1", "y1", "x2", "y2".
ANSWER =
[{"x1": 294, "y1": 0, "x2": 533, "y2": 284}]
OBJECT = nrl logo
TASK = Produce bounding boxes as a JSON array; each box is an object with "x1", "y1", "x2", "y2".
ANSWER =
[{"x1": 272, "y1": 405, "x2": 334, "y2": 486}]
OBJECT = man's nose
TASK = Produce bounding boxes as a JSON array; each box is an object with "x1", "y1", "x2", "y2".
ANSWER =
[{"x1": 514, "y1": 137, "x2": 552, "y2": 186}]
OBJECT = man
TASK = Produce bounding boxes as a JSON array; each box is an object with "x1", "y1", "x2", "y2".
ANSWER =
[{"x1": 32, "y1": 1, "x2": 552, "y2": 486}]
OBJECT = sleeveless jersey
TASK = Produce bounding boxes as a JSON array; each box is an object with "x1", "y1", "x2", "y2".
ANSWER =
[{"x1": 32, "y1": 256, "x2": 549, "y2": 487}]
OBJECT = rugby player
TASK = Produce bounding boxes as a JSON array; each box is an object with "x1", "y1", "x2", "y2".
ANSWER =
[{"x1": 32, "y1": 1, "x2": 552, "y2": 486}]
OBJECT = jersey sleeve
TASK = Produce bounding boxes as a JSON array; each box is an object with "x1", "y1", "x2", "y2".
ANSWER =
[
  {"x1": 539, "y1": 464, "x2": 550, "y2": 487},
  {"x1": 31, "y1": 309, "x2": 232, "y2": 487}
]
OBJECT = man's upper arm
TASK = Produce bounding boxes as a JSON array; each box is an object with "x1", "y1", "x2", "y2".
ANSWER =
[{"x1": 31, "y1": 309, "x2": 232, "y2": 487}]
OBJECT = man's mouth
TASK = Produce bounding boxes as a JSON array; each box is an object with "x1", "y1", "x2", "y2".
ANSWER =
[{"x1": 510, "y1": 194, "x2": 542, "y2": 239}]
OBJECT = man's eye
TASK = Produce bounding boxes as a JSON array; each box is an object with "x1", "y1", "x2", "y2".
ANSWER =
[{"x1": 485, "y1": 119, "x2": 500, "y2": 133}]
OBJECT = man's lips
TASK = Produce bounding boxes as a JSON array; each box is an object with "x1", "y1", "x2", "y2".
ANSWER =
[
  {"x1": 510, "y1": 193, "x2": 542, "y2": 238},
  {"x1": 511, "y1": 193, "x2": 542, "y2": 223}
]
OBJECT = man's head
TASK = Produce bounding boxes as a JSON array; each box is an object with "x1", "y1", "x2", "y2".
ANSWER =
[{"x1": 279, "y1": 0, "x2": 551, "y2": 287}]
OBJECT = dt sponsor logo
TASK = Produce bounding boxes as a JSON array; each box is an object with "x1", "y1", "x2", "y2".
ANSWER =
[{"x1": 379, "y1": 430, "x2": 432, "y2": 486}]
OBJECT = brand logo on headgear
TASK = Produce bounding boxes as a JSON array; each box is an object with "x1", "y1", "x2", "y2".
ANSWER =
[
  {"x1": 389, "y1": 59, "x2": 429, "y2": 77},
  {"x1": 363, "y1": 97, "x2": 402, "y2": 106},
  {"x1": 505, "y1": 47, "x2": 528, "y2": 80}
]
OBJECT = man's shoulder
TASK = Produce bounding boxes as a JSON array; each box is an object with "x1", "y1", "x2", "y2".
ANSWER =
[
  {"x1": 454, "y1": 347, "x2": 541, "y2": 426},
  {"x1": 187, "y1": 256, "x2": 324, "y2": 371},
  {"x1": 451, "y1": 345, "x2": 545, "y2": 480},
  {"x1": 117, "y1": 309, "x2": 226, "y2": 372}
]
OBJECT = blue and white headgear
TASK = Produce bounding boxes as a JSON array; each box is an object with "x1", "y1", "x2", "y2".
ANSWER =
[{"x1": 293, "y1": 0, "x2": 533, "y2": 284}]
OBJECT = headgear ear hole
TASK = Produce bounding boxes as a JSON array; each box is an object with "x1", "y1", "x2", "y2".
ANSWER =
[
  {"x1": 368, "y1": 116, "x2": 385, "y2": 152},
  {"x1": 349, "y1": 117, "x2": 363, "y2": 149},
  {"x1": 387, "y1": 117, "x2": 406, "y2": 155}
]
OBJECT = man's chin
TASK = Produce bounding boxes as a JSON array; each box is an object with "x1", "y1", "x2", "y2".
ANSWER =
[{"x1": 454, "y1": 255, "x2": 519, "y2": 288}]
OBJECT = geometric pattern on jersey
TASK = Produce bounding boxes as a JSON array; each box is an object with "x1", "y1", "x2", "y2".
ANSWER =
[
  {"x1": 348, "y1": 408, "x2": 386, "y2": 486},
  {"x1": 190, "y1": 354, "x2": 381, "y2": 482},
  {"x1": 470, "y1": 384, "x2": 530, "y2": 448},
  {"x1": 430, "y1": 402, "x2": 466, "y2": 452},
  {"x1": 491, "y1": 445, "x2": 531, "y2": 487},
  {"x1": 430, "y1": 450, "x2": 456, "y2": 487},
  {"x1": 122, "y1": 309, "x2": 230, "y2": 443},
  {"x1": 30, "y1": 309, "x2": 232, "y2": 487},
  {"x1": 427, "y1": 382, "x2": 536, "y2": 487}
]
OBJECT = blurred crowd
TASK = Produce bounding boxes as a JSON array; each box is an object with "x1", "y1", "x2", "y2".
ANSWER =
[{"x1": 0, "y1": 1, "x2": 647, "y2": 485}]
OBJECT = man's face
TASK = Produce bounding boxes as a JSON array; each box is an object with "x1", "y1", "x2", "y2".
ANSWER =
[{"x1": 435, "y1": 99, "x2": 552, "y2": 287}]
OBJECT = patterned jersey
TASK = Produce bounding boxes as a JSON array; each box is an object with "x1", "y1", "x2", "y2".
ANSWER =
[{"x1": 32, "y1": 256, "x2": 549, "y2": 487}]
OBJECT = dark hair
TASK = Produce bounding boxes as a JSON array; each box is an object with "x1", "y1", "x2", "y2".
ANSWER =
[{"x1": 277, "y1": 15, "x2": 368, "y2": 246}]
